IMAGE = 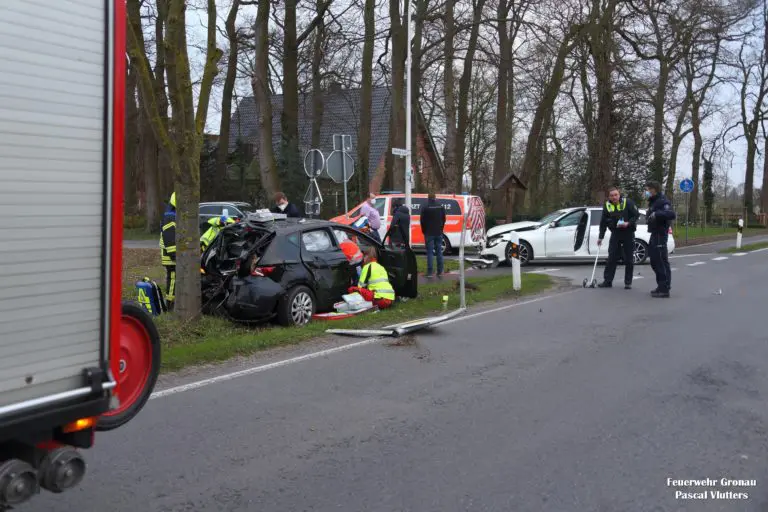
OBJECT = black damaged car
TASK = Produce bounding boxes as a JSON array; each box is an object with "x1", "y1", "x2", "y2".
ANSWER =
[{"x1": 200, "y1": 213, "x2": 418, "y2": 326}]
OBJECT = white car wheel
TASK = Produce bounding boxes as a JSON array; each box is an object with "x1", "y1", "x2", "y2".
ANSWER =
[{"x1": 633, "y1": 239, "x2": 648, "y2": 264}]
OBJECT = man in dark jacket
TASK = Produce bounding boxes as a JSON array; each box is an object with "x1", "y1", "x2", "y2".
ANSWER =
[
  {"x1": 597, "y1": 186, "x2": 639, "y2": 289},
  {"x1": 389, "y1": 198, "x2": 411, "y2": 247},
  {"x1": 644, "y1": 180, "x2": 676, "y2": 297},
  {"x1": 270, "y1": 192, "x2": 301, "y2": 218},
  {"x1": 420, "y1": 193, "x2": 447, "y2": 277}
]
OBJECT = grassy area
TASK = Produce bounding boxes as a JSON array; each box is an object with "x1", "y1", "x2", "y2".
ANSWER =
[
  {"x1": 123, "y1": 228, "x2": 158, "y2": 241},
  {"x1": 719, "y1": 241, "x2": 768, "y2": 254},
  {"x1": 155, "y1": 273, "x2": 552, "y2": 372},
  {"x1": 415, "y1": 255, "x2": 460, "y2": 274},
  {"x1": 672, "y1": 225, "x2": 763, "y2": 241},
  {"x1": 122, "y1": 249, "x2": 166, "y2": 299}
]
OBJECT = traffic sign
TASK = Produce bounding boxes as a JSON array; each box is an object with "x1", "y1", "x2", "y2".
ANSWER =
[
  {"x1": 679, "y1": 178, "x2": 694, "y2": 193},
  {"x1": 392, "y1": 148, "x2": 408, "y2": 157},
  {"x1": 326, "y1": 150, "x2": 355, "y2": 183},
  {"x1": 332, "y1": 134, "x2": 352, "y2": 152},
  {"x1": 303, "y1": 149, "x2": 325, "y2": 178}
]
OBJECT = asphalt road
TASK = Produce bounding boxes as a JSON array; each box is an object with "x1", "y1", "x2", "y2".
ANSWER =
[{"x1": 31, "y1": 243, "x2": 768, "y2": 511}]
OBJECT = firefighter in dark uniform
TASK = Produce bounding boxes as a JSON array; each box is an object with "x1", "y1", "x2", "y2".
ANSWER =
[
  {"x1": 160, "y1": 192, "x2": 176, "y2": 310},
  {"x1": 644, "y1": 180, "x2": 676, "y2": 298},
  {"x1": 597, "y1": 186, "x2": 639, "y2": 289}
]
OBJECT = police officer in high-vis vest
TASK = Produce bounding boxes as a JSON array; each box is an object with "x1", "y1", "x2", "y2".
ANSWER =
[
  {"x1": 597, "y1": 186, "x2": 639, "y2": 289},
  {"x1": 160, "y1": 192, "x2": 177, "y2": 309}
]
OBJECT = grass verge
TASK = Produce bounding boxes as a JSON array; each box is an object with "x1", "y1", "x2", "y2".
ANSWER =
[
  {"x1": 124, "y1": 228, "x2": 158, "y2": 241},
  {"x1": 672, "y1": 226, "x2": 763, "y2": 241},
  {"x1": 154, "y1": 273, "x2": 553, "y2": 372},
  {"x1": 719, "y1": 241, "x2": 768, "y2": 254},
  {"x1": 415, "y1": 255, "x2": 460, "y2": 274}
]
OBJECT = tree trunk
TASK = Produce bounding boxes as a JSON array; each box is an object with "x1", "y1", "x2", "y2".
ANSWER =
[
  {"x1": 280, "y1": 0, "x2": 303, "y2": 203},
  {"x1": 650, "y1": 62, "x2": 669, "y2": 183},
  {"x1": 252, "y1": 0, "x2": 279, "y2": 196},
  {"x1": 518, "y1": 25, "x2": 582, "y2": 207},
  {"x1": 311, "y1": 9, "x2": 325, "y2": 149},
  {"x1": 410, "y1": 0, "x2": 427, "y2": 192},
  {"x1": 690, "y1": 103, "x2": 702, "y2": 218},
  {"x1": 589, "y1": 0, "x2": 617, "y2": 204},
  {"x1": 125, "y1": 60, "x2": 139, "y2": 215},
  {"x1": 744, "y1": 136, "x2": 756, "y2": 216},
  {"x1": 358, "y1": 0, "x2": 374, "y2": 193},
  {"x1": 454, "y1": 0, "x2": 486, "y2": 194},
  {"x1": 215, "y1": 0, "x2": 241, "y2": 198},
  {"x1": 443, "y1": 0, "x2": 457, "y2": 192},
  {"x1": 762, "y1": 135, "x2": 768, "y2": 214},
  {"x1": 387, "y1": 0, "x2": 406, "y2": 191},
  {"x1": 493, "y1": 0, "x2": 510, "y2": 197}
]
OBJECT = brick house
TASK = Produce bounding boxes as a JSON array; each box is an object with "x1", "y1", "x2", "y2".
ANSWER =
[{"x1": 227, "y1": 84, "x2": 445, "y2": 213}]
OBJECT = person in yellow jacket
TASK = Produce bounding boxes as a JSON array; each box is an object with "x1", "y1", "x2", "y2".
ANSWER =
[
  {"x1": 159, "y1": 192, "x2": 176, "y2": 309},
  {"x1": 200, "y1": 215, "x2": 235, "y2": 251},
  {"x1": 347, "y1": 247, "x2": 395, "y2": 309}
]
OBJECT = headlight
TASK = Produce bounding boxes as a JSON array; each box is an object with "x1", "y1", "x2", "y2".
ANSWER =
[{"x1": 487, "y1": 236, "x2": 502, "y2": 248}]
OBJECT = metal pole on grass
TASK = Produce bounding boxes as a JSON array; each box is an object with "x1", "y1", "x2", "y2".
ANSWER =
[
  {"x1": 737, "y1": 218, "x2": 743, "y2": 249},
  {"x1": 509, "y1": 232, "x2": 521, "y2": 291}
]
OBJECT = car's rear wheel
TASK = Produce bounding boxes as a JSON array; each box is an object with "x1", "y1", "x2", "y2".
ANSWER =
[
  {"x1": 278, "y1": 286, "x2": 315, "y2": 326},
  {"x1": 633, "y1": 239, "x2": 648, "y2": 264}
]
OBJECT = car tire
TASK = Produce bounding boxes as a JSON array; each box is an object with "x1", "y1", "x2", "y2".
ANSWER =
[
  {"x1": 97, "y1": 302, "x2": 161, "y2": 431},
  {"x1": 441, "y1": 235, "x2": 453, "y2": 256},
  {"x1": 277, "y1": 286, "x2": 315, "y2": 327},
  {"x1": 518, "y1": 240, "x2": 533, "y2": 267},
  {"x1": 633, "y1": 239, "x2": 648, "y2": 264}
]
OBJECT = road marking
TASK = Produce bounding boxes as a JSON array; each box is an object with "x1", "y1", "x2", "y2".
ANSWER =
[
  {"x1": 711, "y1": 256, "x2": 729, "y2": 261},
  {"x1": 732, "y1": 252, "x2": 747, "y2": 256},
  {"x1": 528, "y1": 268, "x2": 561, "y2": 274},
  {"x1": 687, "y1": 261, "x2": 706, "y2": 267},
  {"x1": 634, "y1": 275, "x2": 644, "y2": 279},
  {"x1": 751, "y1": 247, "x2": 768, "y2": 253},
  {"x1": 670, "y1": 267, "x2": 678, "y2": 271},
  {"x1": 151, "y1": 289, "x2": 579, "y2": 400},
  {"x1": 669, "y1": 253, "x2": 706, "y2": 259}
]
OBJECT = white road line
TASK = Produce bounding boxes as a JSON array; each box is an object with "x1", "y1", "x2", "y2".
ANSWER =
[
  {"x1": 711, "y1": 256, "x2": 729, "y2": 261},
  {"x1": 669, "y1": 253, "x2": 706, "y2": 259},
  {"x1": 151, "y1": 289, "x2": 579, "y2": 400},
  {"x1": 732, "y1": 252, "x2": 747, "y2": 256},
  {"x1": 670, "y1": 267, "x2": 678, "y2": 271},
  {"x1": 528, "y1": 268, "x2": 561, "y2": 274},
  {"x1": 751, "y1": 247, "x2": 768, "y2": 253},
  {"x1": 634, "y1": 275, "x2": 644, "y2": 279},
  {"x1": 687, "y1": 261, "x2": 706, "y2": 267}
]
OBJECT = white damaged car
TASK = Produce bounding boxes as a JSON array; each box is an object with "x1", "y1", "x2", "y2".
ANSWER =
[{"x1": 478, "y1": 206, "x2": 675, "y2": 266}]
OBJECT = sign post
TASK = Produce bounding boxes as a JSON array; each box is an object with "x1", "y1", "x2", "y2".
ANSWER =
[
  {"x1": 303, "y1": 149, "x2": 325, "y2": 217},
  {"x1": 679, "y1": 178, "x2": 694, "y2": 244},
  {"x1": 328, "y1": 135, "x2": 354, "y2": 218}
]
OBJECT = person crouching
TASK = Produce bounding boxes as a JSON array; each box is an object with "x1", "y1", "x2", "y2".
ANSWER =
[{"x1": 347, "y1": 247, "x2": 395, "y2": 309}]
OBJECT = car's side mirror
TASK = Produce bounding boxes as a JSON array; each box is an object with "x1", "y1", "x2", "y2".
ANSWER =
[{"x1": 548, "y1": 221, "x2": 557, "y2": 229}]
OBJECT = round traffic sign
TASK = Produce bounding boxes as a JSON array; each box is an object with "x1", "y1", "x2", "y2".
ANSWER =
[
  {"x1": 303, "y1": 149, "x2": 325, "y2": 178},
  {"x1": 679, "y1": 178, "x2": 694, "y2": 193}
]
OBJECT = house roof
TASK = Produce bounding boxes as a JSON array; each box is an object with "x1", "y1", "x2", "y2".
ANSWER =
[
  {"x1": 494, "y1": 170, "x2": 527, "y2": 190},
  {"x1": 228, "y1": 86, "x2": 393, "y2": 178}
]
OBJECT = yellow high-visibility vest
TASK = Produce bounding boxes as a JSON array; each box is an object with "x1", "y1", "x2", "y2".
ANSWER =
[
  {"x1": 358, "y1": 261, "x2": 395, "y2": 301},
  {"x1": 605, "y1": 198, "x2": 626, "y2": 212}
]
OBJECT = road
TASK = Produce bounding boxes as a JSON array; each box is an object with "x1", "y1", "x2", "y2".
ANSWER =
[{"x1": 33, "y1": 240, "x2": 768, "y2": 511}]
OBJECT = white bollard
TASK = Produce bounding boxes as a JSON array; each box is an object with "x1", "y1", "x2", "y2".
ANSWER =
[
  {"x1": 736, "y1": 218, "x2": 743, "y2": 249},
  {"x1": 508, "y1": 232, "x2": 522, "y2": 291}
]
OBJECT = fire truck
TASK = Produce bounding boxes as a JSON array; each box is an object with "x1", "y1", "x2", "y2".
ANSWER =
[{"x1": 0, "y1": 0, "x2": 160, "y2": 507}]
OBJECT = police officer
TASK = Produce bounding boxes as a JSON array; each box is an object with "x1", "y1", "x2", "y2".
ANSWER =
[
  {"x1": 644, "y1": 180, "x2": 676, "y2": 298},
  {"x1": 597, "y1": 186, "x2": 639, "y2": 289},
  {"x1": 160, "y1": 192, "x2": 176, "y2": 310}
]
